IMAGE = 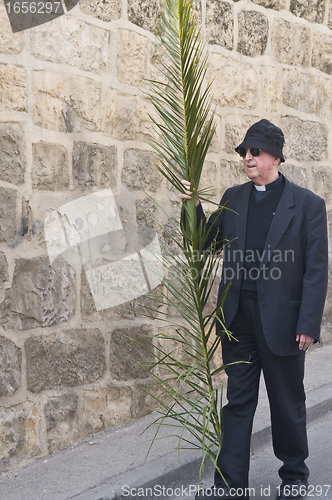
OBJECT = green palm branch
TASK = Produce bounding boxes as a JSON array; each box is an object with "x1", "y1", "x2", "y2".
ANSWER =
[{"x1": 132, "y1": 0, "x2": 246, "y2": 483}]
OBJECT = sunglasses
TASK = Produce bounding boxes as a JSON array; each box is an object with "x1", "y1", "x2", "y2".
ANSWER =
[{"x1": 237, "y1": 147, "x2": 261, "y2": 158}]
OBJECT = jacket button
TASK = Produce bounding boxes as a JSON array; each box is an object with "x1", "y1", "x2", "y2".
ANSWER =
[{"x1": 234, "y1": 288, "x2": 238, "y2": 293}]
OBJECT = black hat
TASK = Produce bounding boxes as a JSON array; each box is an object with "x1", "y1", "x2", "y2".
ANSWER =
[{"x1": 235, "y1": 119, "x2": 285, "y2": 162}]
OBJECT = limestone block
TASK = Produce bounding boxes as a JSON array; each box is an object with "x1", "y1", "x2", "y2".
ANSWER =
[
  {"x1": 135, "y1": 197, "x2": 159, "y2": 242},
  {"x1": 321, "y1": 268, "x2": 332, "y2": 343},
  {"x1": 312, "y1": 32, "x2": 332, "y2": 75},
  {"x1": 0, "y1": 403, "x2": 39, "y2": 466},
  {"x1": 322, "y1": 79, "x2": 332, "y2": 118},
  {"x1": 198, "y1": 156, "x2": 239, "y2": 213},
  {"x1": 200, "y1": 161, "x2": 217, "y2": 195},
  {"x1": 209, "y1": 115, "x2": 221, "y2": 154},
  {"x1": 279, "y1": 165, "x2": 308, "y2": 188},
  {"x1": 251, "y1": 0, "x2": 286, "y2": 8},
  {"x1": 225, "y1": 116, "x2": 259, "y2": 155},
  {"x1": 32, "y1": 142, "x2": 69, "y2": 191},
  {"x1": 271, "y1": 19, "x2": 310, "y2": 66},
  {"x1": 262, "y1": 66, "x2": 283, "y2": 114},
  {"x1": 150, "y1": 44, "x2": 168, "y2": 84},
  {"x1": 129, "y1": 0, "x2": 201, "y2": 33},
  {"x1": 290, "y1": 0, "x2": 325, "y2": 23},
  {"x1": 180, "y1": 0, "x2": 203, "y2": 26},
  {"x1": 0, "y1": 253, "x2": 8, "y2": 285},
  {"x1": 0, "y1": 123, "x2": 26, "y2": 185},
  {"x1": 31, "y1": 17, "x2": 110, "y2": 74},
  {"x1": 207, "y1": 53, "x2": 259, "y2": 109},
  {"x1": 0, "y1": 187, "x2": 17, "y2": 244},
  {"x1": 83, "y1": 226, "x2": 164, "y2": 306},
  {"x1": 206, "y1": 0, "x2": 233, "y2": 50},
  {"x1": 237, "y1": 11, "x2": 268, "y2": 57},
  {"x1": 219, "y1": 159, "x2": 248, "y2": 191},
  {"x1": 208, "y1": 334, "x2": 227, "y2": 389},
  {"x1": 44, "y1": 394, "x2": 79, "y2": 453},
  {"x1": 282, "y1": 69, "x2": 325, "y2": 116},
  {"x1": 79, "y1": 0, "x2": 121, "y2": 22},
  {"x1": 329, "y1": 3, "x2": 332, "y2": 30},
  {"x1": 110, "y1": 325, "x2": 155, "y2": 381},
  {"x1": 327, "y1": 210, "x2": 332, "y2": 248},
  {"x1": 117, "y1": 30, "x2": 148, "y2": 87},
  {"x1": 193, "y1": 0, "x2": 202, "y2": 22},
  {"x1": 25, "y1": 329, "x2": 106, "y2": 392},
  {"x1": 27, "y1": 191, "x2": 78, "y2": 240},
  {"x1": 103, "y1": 89, "x2": 156, "y2": 141},
  {"x1": 128, "y1": 0, "x2": 161, "y2": 32},
  {"x1": 154, "y1": 326, "x2": 195, "y2": 375},
  {"x1": 83, "y1": 387, "x2": 131, "y2": 435},
  {"x1": 81, "y1": 269, "x2": 162, "y2": 322},
  {"x1": 21, "y1": 198, "x2": 31, "y2": 239},
  {"x1": 312, "y1": 167, "x2": 332, "y2": 205},
  {"x1": 0, "y1": 3, "x2": 24, "y2": 54},
  {"x1": 33, "y1": 71, "x2": 101, "y2": 132},
  {"x1": 72, "y1": 142, "x2": 117, "y2": 191},
  {"x1": 165, "y1": 269, "x2": 188, "y2": 319},
  {"x1": 0, "y1": 256, "x2": 75, "y2": 331},
  {"x1": 122, "y1": 148, "x2": 162, "y2": 192},
  {"x1": 281, "y1": 117, "x2": 328, "y2": 162},
  {"x1": 205, "y1": 266, "x2": 222, "y2": 316},
  {"x1": 0, "y1": 337, "x2": 21, "y2": 397},
  {"x1": 162, "y1": 219, "x2": 182, "y2": 256},
  {"x1": 0, "y1": 64, "x2": 27, "y2": 113},
  {"x1": 130, "y1": 384, "x2": 165, "y2": 418}
]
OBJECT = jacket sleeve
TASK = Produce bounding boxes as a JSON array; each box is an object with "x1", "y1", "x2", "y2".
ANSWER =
[
  {"x1": 196, "y1": 189, "x2": 229, "y2": 252},
  {"x1": 295, "y1": 196, "x2": 329, "y2": 340}
]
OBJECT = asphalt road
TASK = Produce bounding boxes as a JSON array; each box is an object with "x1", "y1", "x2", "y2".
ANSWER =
[
  {"x1": 249, "y1": 415, "x2": 332, "y2": 500},
  {"x1": 166, "y1": 414, "x2": 332, "y2": 500},
  {"x1": 1, "y1": 414, "x2": 331, "y2": 500}
]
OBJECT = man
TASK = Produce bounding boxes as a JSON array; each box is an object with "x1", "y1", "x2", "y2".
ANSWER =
[{"x1": 179, "y1": 120, "x2": 328, "y2": 500}]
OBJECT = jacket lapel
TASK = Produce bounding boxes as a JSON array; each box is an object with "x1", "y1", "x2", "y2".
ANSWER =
[
  {"x1": 235, "y1": 182, "x2": 252, "y2": 262},
  {"x1": 258, "y1": 178, "x2": 295, "y2": 273}
]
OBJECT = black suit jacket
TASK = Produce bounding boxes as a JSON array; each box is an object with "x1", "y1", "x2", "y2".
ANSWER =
[{"x1": 197, "y1": 176, "x2": 329, "y2": 356}]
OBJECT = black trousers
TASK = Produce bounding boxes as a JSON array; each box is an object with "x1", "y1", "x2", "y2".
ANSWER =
[{"x1": 215, "y1": 296, "x2": 308, "y2": 488}]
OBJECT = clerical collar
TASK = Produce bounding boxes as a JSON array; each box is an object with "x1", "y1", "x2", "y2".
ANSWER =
[{"x1": 253, "y1": 173, "x2": 283, "y2": 192}]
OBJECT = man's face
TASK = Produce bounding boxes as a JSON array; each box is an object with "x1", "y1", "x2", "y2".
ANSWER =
[{"x1": 242, "y1": 147, "x2": 280, "y2": 186}]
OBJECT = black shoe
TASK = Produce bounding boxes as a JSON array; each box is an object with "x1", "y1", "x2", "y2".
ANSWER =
[
  {"x1": 195, "y1": 486, "x2": 250, "y2": 500},
  {"x1": 276, "y1": 479, "x2": 308, "y2": 500}
]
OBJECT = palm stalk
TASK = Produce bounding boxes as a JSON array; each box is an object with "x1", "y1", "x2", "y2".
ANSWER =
[{"x1": 136, "y1": 0, "x2": 243, "y2": 482}]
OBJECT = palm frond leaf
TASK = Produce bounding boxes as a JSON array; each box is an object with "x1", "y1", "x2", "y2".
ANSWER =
[{"x1": 123, "y1": 0, "x2": 244, "y2": 484}]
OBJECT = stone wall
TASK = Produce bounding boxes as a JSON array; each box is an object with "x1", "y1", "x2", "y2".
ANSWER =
[{"x1": 0, "y1": 0, "x2": 332, "y2": 469}]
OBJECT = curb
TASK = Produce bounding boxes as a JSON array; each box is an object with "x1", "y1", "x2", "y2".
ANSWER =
[{"x1": 71, "y1": 382, "x2": 332, "y2": 500}]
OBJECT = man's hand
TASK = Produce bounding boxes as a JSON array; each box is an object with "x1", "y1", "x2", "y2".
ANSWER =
[
  {"x1": 179, "y1": 179, "x2": 200, "y2": 206},
  {"x1": 296, "y1": 334, "x2": 314, "y2": 351}
]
